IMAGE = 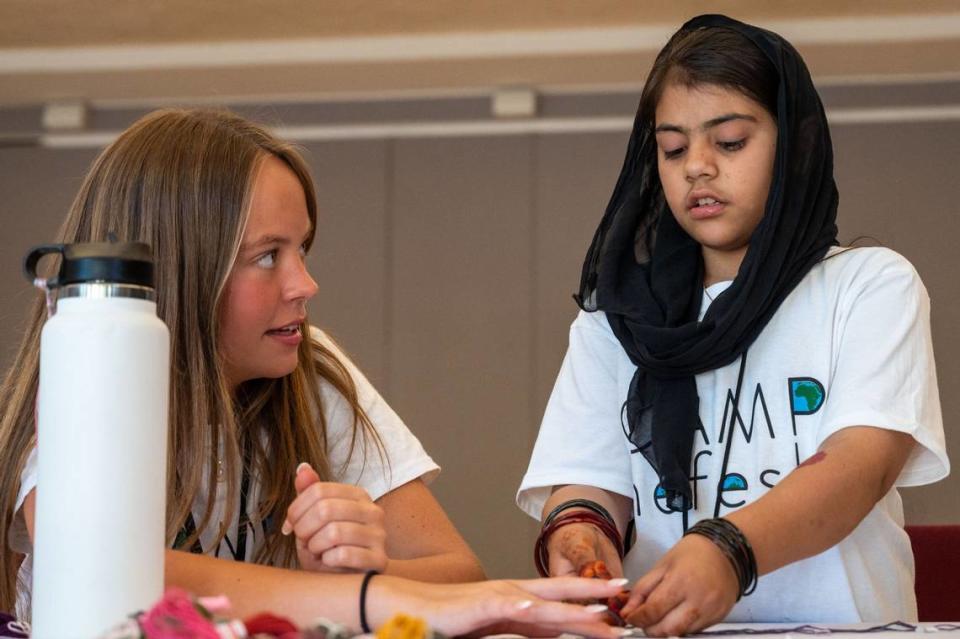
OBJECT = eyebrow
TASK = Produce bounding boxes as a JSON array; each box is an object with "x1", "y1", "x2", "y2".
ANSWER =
[
  {"x1": 240, "y1": 228, "x2": 313, "y2": 253},
  {"x1": 654, "y1": 113, "x2": 758, "y2": 134}
]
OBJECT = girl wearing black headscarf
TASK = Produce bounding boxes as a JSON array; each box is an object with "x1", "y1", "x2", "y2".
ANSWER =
[{"x1": 518, "y1": 14, "x2": 947, "y2": 635}]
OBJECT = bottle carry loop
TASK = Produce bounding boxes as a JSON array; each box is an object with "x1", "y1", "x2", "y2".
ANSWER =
[{"x1": 23, "y1": 244, "x2": 65, "y2": 318}]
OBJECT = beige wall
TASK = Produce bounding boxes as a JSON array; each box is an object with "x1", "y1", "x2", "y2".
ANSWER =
[{"x1": 0, "y1": 85, "x2": 957, "y2": 579}]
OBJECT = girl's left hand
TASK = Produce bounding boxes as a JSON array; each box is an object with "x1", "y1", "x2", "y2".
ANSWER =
[
  {"x1": 370, "y1": 575, "x2": 632, "y2": 639},
  {"x1": 282, "y1": 463, "x2": 389, "y2": 573},
  {"x1": 620, "y1": 533, "x2": 738, "y2": 636}
]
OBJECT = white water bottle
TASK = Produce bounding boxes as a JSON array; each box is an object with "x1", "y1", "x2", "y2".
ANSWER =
[{"x1": 26, "y1": 241, "x2": 169, "y2": 639}]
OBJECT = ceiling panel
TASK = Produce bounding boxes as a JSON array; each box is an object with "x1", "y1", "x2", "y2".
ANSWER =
[
  {"x1": 1, "y1": 1, "x2": 958, "y2": 106},
  {"x1": 2, "y1": 0, "x2": 958, "y2": 47}
]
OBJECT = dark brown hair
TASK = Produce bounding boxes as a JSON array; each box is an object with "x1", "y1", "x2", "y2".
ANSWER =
[{"x1": 639, "y1": 26, "x2": 779, "y2": 124}]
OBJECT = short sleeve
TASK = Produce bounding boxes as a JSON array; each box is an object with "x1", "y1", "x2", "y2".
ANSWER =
[
  {"x1": 311, "y1": 327, "x2": 440, "y2": 501},
  {"x1": 817, "y1": 249, "x2": 948, "y2": 486},
  {"x1": 517, "y1": 310, "x2": 635, "y2": 520},
  {"x1": 8, "y1": 446, "x2": 38, "y2": 555}
]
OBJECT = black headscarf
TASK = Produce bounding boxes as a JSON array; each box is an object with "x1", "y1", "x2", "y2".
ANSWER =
[{"x1": 576, "y1": 14, "x2": 838, "y2": 511}]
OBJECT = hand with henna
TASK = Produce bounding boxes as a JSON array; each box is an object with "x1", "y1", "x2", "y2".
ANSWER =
[{"x1": 546, "y1": 519, "x2": 624, "y2": 578}]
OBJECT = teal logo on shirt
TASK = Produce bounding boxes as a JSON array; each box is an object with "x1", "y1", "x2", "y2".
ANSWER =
[
  {"x1": 789, "y1": 378, "x2": 825, "y2": 415},
  {"x1": 722, "y1": 473, "x2": 748, "y2": 491}
]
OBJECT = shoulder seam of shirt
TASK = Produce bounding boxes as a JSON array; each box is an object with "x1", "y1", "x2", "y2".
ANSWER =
[{"x1": 572, "y1": 313, "x2": 624, "y2": 347}]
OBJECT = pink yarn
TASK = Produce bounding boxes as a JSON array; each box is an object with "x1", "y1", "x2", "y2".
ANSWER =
[{"x1": 139, "y1": 588, "x2": 220, "y2": 639}]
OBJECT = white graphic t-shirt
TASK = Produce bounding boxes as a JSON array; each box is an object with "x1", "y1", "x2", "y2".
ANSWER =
[{"x1": 518, "y1": 247, "x2": 949, "y2": 622}]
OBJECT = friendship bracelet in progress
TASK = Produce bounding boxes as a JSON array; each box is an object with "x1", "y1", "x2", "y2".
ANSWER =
[
  {"x1": 359, "y1": 569, "x2": 379, "y2": 634},
  {"x1": 684, "y1": 518, "x2": 758, "y2": 600},
  {"x1": 535, "y1": 503, "x2": 624, "y2": 577}
]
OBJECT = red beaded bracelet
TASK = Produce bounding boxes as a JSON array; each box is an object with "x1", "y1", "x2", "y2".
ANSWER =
[{"x1": 534, "y1": 509, "x2": 625, "y2": 577}]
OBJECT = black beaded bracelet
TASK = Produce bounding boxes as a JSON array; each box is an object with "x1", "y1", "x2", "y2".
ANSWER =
[
  {"x1": 359, "y1": 569, "x2": 379, "y2": 633},
  {"x1": 684, "y1": 518, "x2": 757, "y2": 600}
]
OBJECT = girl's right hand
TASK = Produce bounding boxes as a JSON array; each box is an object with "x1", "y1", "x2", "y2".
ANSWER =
[
  {"x1": 370, "y1": 575, "x2": 631, "y2": 638},
  {"x1": 545, "y1": 521, "x2": 624, "y2": 577},
  {"x1": 284, "y1": 463, "x2": 388, "y2": 574}
]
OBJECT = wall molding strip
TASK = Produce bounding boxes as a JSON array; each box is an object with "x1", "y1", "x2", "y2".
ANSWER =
[
  {"x1": 32, "y1": 104, "x2": 960, "y2": 149},
  {"x1": 3, "y1": 13, "x2": 960, "y2": 74}
]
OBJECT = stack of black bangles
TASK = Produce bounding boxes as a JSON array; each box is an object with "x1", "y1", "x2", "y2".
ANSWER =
[
  {"x1": 684, "y1": 518, "x2": 758, "y2": 600},
  {"x1": 534, "y1": 498, "x2": 624, "y2": 577}
]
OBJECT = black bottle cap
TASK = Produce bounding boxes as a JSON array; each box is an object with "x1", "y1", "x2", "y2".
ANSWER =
[{"x1": 24, "y1": 241, "x2": 155, "y2": 288}]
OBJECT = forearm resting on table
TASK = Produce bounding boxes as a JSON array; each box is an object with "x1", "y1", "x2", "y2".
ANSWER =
[
  {"x1": 384, "y1": 553, "x2": 484, "y2": 582},
  {"x1": 543, "y1": 485, "x2": 633, "y2": 537},
  {"x1": 167, "y1": 549, "x2": 381, "y2": 630},
  {"x1": 725, "y1": 425, "x2": 914, "y2": 576}
]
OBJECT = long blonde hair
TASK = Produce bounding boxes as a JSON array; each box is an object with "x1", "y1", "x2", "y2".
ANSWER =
[{"x1": 0, "y1": 108, "x2": 382, "y2": 611}]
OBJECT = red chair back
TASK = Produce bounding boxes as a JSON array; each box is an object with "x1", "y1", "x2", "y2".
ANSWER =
[{"x1": 906, "y1": 525, "x2": 960, "y2": 621}]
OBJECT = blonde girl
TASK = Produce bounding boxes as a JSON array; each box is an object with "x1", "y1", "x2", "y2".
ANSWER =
[{"x1": 0, "y1": 108, "x2": 624, "y2": 637}]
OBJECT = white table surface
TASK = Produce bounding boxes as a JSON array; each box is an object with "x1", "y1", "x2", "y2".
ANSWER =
[{"x1": 618, "y1": 622, "x2": 960, "y2": 638}]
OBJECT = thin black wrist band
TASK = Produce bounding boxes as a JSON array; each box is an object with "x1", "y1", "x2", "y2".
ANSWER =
[{"x1": 359, "y1": 569, "x2": 379, "y2": 633}]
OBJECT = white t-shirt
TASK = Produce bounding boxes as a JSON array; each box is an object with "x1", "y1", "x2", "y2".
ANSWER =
[
  {"x1": 11, "y1": 326, "x2": 439, "y2": 616},
  {"x1": 518, "y1": 247, "x2": 949, "y2": 622}
]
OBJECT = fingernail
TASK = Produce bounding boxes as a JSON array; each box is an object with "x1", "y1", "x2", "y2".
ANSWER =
[
  {"x1": 281, "y1": 520, "x2": 292, "y2": 536},
  {"x1": 196, "y1": 595, "x2": 231, "y2": 613},
  {"x1": 607, "y1": 578, "x2": 629, "y2": 587},
  {"x1": 515, "y1": 600, "x2": 533, "y2": 610},
  {"x1": 295, "y1": 462, "x2": 311, "y2": 476},
  {"x1": 584, "y1": 604, "x2": 608, "y2": 614}
]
